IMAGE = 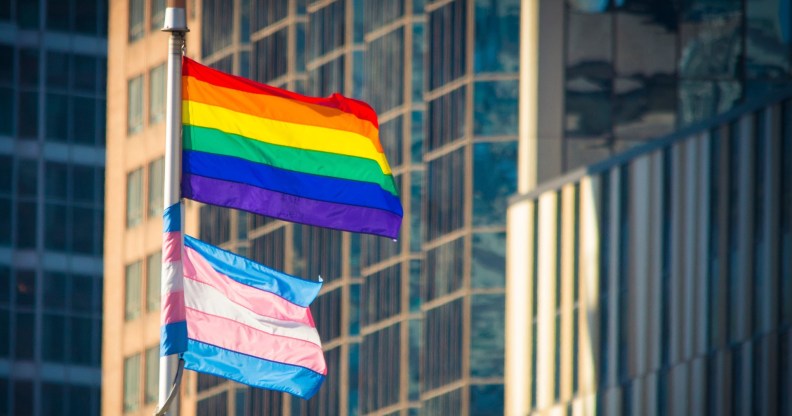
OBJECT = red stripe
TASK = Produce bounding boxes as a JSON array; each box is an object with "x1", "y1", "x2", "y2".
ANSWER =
[
  {"x1": 182, "y1": 245, "x2": 314, "y2": 325},
  {"x1": 182, "y1": 57, "x2": 379, "y2": 128},
  {"x1": 186, "y1": 307, "x2": 327, "y2": 374}
]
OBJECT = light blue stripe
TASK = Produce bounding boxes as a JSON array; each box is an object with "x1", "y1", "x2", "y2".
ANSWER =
[
  {"x1": 163, "y1": 203, "x2": 182, "y2": 232},
  {"x1": 183, "y1": 234, "x2": 322, "y2": 307},
  {"x1": 182, "y1": 339, "x2": 325, "y2": 400},
  {"x1": 160, "y1": 321, "x2": 187, "y2": 356}
]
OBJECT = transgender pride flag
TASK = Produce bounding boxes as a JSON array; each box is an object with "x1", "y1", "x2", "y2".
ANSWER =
[{"x1": 160, "y1": 204, "x2": 326, "y2": 399}]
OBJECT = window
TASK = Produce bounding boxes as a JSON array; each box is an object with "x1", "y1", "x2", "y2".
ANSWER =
[
  {"x1": 123, "y1": 354, "x2": 141, "y2": 412},
  {"x1": 127, "y1": 75, "x2": 143, "y2": 134},
  {"x1": 125, "y1": 261, "x2": 141, "y2": 321},
  {"x1": 129, "y1": 0, "x2": 144, "y2": 42},
  {"x1": 148, "y1": 158, "x2": 164, "y2": 217},
  {"x1": 126, "y1": 168, "x2": 143, "y2": 228},
  {"x1": 144, "y1": 346, "x2": 159, "y2": 404},
  {"x1": 150, "y1": 0, "x2": 166, "y2": 31},
  {"x1": 146, "y1": 252, "x2": 161, "y2": 312},
  {"x1": 426, "y1": 148, "x2": 465, "y2": 240},
  {"x1": 149, "y1": 64, "x2": 166, "y2": 125}
]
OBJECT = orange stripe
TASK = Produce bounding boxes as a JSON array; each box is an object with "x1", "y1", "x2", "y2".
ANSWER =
[{"x1": 183, "y1": 75, "x2": 384, "y2": 153}]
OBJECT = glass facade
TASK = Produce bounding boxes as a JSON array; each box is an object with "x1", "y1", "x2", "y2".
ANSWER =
[
  {"x1": 0, "y1": 1, "x2": 106, "y2": 415},
  {"x1": 562, "y1": 0, "x2": 792, "y2": 171},
  {"x1": 187, "y1": 0, "x2": 516, "y2": 414}
]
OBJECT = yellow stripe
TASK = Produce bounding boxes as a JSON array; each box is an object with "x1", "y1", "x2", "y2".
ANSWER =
[{"x1": 183, "y1": 100, "x2": 392, "y2": 175}]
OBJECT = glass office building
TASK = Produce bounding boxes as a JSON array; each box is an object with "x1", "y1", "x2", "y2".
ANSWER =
[
  {"x1": 507, "y1": 1, "x2": 792, "y2": 415},
  {"x1": 191, "y1": 0, "x2": 516, "y2": 415},
  {"x1": 0, "y1": 0, "x2": 107, "y2": 415}
]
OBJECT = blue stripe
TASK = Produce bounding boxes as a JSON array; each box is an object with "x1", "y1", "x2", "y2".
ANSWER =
[
  {"x1": 160, "y1": 321, "x2": 188, "y2": 356},
  {"x1": 163, "y1": 203, "x2": 182, "y2": 232},
  {"x1": 182, "y1": 339, "x2": 325, "y2": 400},
  {"x1": 182, "y1": 150, "x2": 403, "y2": 216},
  {"x1": 183, "y1": 234, "x2": 322, "y2": 307}
]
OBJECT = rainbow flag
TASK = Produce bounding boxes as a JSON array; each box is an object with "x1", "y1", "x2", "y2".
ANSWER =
[
  {"x1": 160, "y1": 204, "x2": 326, "y2": 399},
  {"x1": 181, "y1": 57, "x2": 403, "y2": 239}
]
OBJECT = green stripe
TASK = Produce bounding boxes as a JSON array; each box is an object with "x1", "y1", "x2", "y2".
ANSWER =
[{"x1": 183, "y1": 125, "x2": 398, "y2": 196}]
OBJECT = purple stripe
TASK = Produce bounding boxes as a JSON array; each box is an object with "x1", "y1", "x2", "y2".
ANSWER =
[{"x1": 183, "y1": 174, "x2": 401, "y2": 239}]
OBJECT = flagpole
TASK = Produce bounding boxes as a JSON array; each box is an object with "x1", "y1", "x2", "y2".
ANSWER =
[{"x1": 158, "y1": 1, "x2": 188, "y2": 415}]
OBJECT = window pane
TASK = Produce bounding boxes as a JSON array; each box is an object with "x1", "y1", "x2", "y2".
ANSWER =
[
  {"x1": 127, "y1": 76, "x2": 143, "y2": 134},
  {"x1": 14, "y1": 311, "x2": 34, "y2": 359},
  {"x1": 470, "y1": 294, "x2": 505, "y2": 377},
  {"x1": 46, "y1": 93, "x2": 69, "y2": 141},
  {"x1": 146, "y1": 252, "x2": 161, "y2": 312},
  {"x1": 72, "y1": 206, "x2": 95, "y2": 254},
  {"x1": 0, "y1": 87, "x2": 12, "y2": 135},
  {"x1": 46, "y1": 51, "x2": 70, "y2": 89},
  {"x1": 18, "y1": 49, "x2": 38, "y2": 87},
  {"x1": 15, "y1": 201, "x2": 37, "y2": 249},
  {"x1": 0, "y1": 44, "x2": 12, "y2": 84},
  {"x1": 149, "y1": 64, "x2": 165, "y2": 124},
  {"x1": 71, "y1": 273, "x2": 94, "y2": 313},
  {"x1": 75, "y1": 0, "x2": 98, "y2": 34},
  {"x1": 13, "y1": 381, "x2": 33, "y2": 416},
  {"x1": 125, "y1": 261, "x2": 141, "y2": 320},
  {"x1": 42, "y1": 313, "x2": 66, "y2": 362},
  {"x1": 472, "y1": 232, "x2": 506, "y2": 288},
  {"x1": 45, "y1": 202, "x2": 68, "y2": 251},
  {"x1": 128, "y1": 0, "x2": 144, "y2": 42},
  {"x1": 69, "y1": 316, "x2": 93, "y2": 365},
  {"x1": 47, "y1": 0, "x2": 73, "y2": 32},
  {"x1": 148, "y1": 158, "x2": 164, "y2": 217},
  {"x1": 474, "y1": 0, "x2": 519, "y2": 73},
  {"x1": 123, "y1": 354, "x2": 141, "y2": 412},
  {"x1": 17, "y1": 91, "x2": 39, "y2": 138},
  {"x1": 126, "y1": 168, "x2": 143, "y2": 228},
  {"x1": 72, "y1": 165, "x2": 96, "y2": 202},
  {"x1": 43, "y1": 271, "x2": 67, "y2": 309},
  {"x1": 472, "y1": 141, "x2": 517, "y2": 226},
  {"x1": 72, "y1": 96, "x2": 96, "y2": 145},
  {"x1": 473, "y1": 81, "x2": 518, "y2": 136},
  {"x1": 151, "y1": 0, "x2": 165, "y2": 30},
  {"x1": 144, "y1": 346, "x2": 159, "y2": 404},
  {"x1": 72, "y1": 54, "x2": 96, "y2": 93}
]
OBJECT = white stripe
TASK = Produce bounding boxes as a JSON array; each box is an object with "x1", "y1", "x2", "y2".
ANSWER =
[
  {"x1": 184, "y1": 278, "x2": 322, "y2": 346},
  {"x1": 161, "y1": 260, "x2": 184, "y2": 295}
]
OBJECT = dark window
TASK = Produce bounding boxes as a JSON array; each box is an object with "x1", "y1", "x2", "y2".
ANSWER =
[
  {"x1": 427, "y1": 0, "x2": 466, "y2": 89},
  {"x1": 472, "y1": 141, "x2": 517, "y2": 226},
  {"x1": 423, "y1": 299, "x2": 463, "y2": 390},
  {"x1": 362, "y1": 265, "x2": 401, "y2": 325},
  {"x1": 361, "y1": 325, "x2": 401, "y2": 412},
  {"x1": 427, "y1": 85, "x2": 466, "y2": 151},
  {"x1": 426, "y1": 147, "x2": 465, "y2": 240},
  {"x1": 470, "y1": 294, "x2": 505, "y2": 378},
  {"x1": 424, "y1": 237, "x2": 464, "y2": 301},
  {"x1": 365, "y1": 28, "x2": 405, "y2": 113},
  {"x1": 253, "y1": 29, "x2": 288, "y2": 84}
]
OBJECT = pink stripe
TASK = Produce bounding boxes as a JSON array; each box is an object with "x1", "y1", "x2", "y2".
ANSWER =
[
  {"x1": 186, "y1": 307, "x2": 326, "y2": 374},
  {"x1": 162, "y1": 291, "x2": 186, "y2": 325},
  {"x1": 163, "y1": 232, "x2": 182, "y2": 262},
  {"x1": 183, "y1": 246, "x2": 314, "y2": 325}
]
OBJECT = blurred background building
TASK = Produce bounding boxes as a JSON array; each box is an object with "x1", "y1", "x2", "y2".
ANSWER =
[
  {"x1": 0, "y1": 0, "x2": 107, "y2": 415},
  {"x1": 105, "y1": 0, "x2": 516, "y2": 415},
  {"x1": 507, "y1": 0, "x2": 792, "y2": 415}
]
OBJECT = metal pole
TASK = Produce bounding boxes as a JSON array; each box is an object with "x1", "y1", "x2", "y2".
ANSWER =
[{"x1": 158, "y1": 1, "x2": 188, "y2": 415}]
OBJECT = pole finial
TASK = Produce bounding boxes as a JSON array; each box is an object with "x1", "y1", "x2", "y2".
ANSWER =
[{"x1": 162, "y1": 0, "x2": 189, "y2": 33}]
